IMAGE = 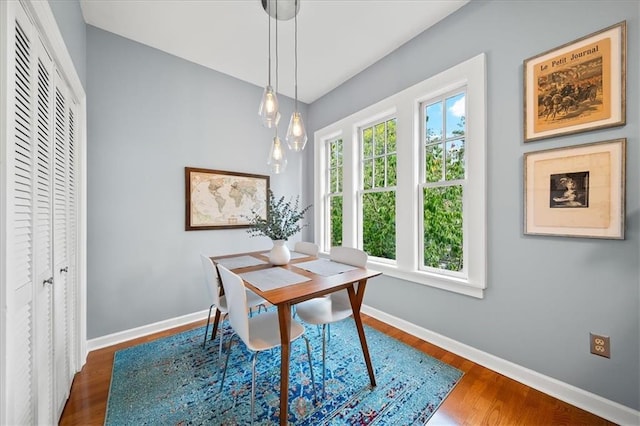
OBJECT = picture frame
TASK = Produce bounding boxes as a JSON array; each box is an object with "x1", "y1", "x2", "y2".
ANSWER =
[
  {"x1": 523, "y1": 21, "x2": 626, "y2": 142},
  {"x1": 524, "y1": 139, "x2": 625, "y2": 239},
  {"x1": 185, "y1": 167, "x2": 269, "y2": 231}
]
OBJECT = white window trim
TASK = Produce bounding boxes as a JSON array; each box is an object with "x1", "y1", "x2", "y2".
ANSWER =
[{"x1": 314, "y1": 53, "x2": 486, "y2": 298}]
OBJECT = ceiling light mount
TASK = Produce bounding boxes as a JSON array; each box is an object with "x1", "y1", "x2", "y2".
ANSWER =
[{"x1": 261, "y1": 0, "x2": 299, "y2": 21}]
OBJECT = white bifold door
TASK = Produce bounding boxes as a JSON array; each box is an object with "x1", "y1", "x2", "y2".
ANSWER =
[{"x1": 2, "y1": 1, "x2": 81, "y2": 424}]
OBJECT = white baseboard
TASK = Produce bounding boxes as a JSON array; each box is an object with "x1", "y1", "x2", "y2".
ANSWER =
[
  {"x1": 86, "y1": 310, "x2": 209, "y2": 351},
  {"x1": 361, "y1": 304, "x2": 640, "y2": 426}
]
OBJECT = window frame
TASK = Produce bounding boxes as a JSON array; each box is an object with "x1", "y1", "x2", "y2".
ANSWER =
[
  {"x1": 418, "y1": 88, "x2": 468, "y2": 278},
  {"x1": 357, "y1": 115, "x2": 398, "y2": 263},
  {"x1": 325, "y1": 136, "x2": 344, "y2": 249},
  {"x1": 314, "y1": 54, "x2": 486, "y2": 298}
]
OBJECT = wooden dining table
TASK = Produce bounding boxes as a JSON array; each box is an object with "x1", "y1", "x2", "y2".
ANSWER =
[{"x1": 210, "y1": 250, "x2": 381, "y2": 425}]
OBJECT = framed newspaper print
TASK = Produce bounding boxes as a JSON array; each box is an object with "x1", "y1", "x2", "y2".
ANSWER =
[
  {"x1": 185, "y1": 167, "x2": 269, "y2": 230},
  {"x1": 523, "y1": 21, "x2": 626, "y2": 142},
  {"x1": 524, "y1": 139, "x2": 625, "y2": 239}
]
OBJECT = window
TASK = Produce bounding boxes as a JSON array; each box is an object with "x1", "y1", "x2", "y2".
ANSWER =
[
  {"x1": 326, "y1": 138, "x2": 343, "y2": 247},
  {"x1": 360, "y1": 118, "x2": 397, "y2": 261},
  {"x1": 421, "y1": 91, "x2": 466, "y2": 274},
  {"x1": 314, "y1": 54, "x2": 486, "y2": 298}
]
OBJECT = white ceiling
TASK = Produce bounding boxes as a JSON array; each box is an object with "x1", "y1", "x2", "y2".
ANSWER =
[{"x1": 80, "y1": 0, "x2": 469, "y2": 104}]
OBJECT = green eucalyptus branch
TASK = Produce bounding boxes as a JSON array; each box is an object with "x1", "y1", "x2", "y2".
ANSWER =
[{"x1": 245, "y1": 190, "x2": 312, "y2": 241}]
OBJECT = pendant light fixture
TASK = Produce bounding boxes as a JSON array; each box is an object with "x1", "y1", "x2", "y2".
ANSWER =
[
  {"x1": 258, "y1": 0, "x2": 280, "y2": 128},
  {"x1": 285, "y1": 0, "x2": 307, "y2": 151},
  {"x1": 261, "y1": 0, "x2": 303, "y2": 174},
  {"x1": 267, "y1": 0, "x2": 286, "y2": 173},
  {"x1": 267, "y1": 129, "x2": 287, "y2": 174}
]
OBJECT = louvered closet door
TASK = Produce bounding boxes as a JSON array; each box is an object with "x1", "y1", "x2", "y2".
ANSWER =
[
  {"x1": 33, "y1": 36, "x2": 56, "y2": 424},
  {"x1": 52, "y1": 72, "x2": 73, "y2": 415},
  {"x1": 66, "y1": 97, "x2": 79, "y2": 382},
  {"x1": 4, "y1": 2, "x2": 78, "y2": 423},
  {"x1": 7, "y1": 4, "x2": 38, "y2": 424}
]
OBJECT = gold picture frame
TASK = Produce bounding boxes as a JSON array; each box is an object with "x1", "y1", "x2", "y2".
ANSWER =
[
  {"x1": 185, "y1": 167, "x2": 269, "y2": 231},
  {"x1": 524, "y1": 139, "x2": 625, "y2": 239},
  {"x1": 523, "y1": 21, "x2": 626, "y2": 142}
]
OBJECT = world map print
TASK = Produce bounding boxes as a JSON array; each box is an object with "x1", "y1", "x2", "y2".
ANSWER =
[{"x1": 189, "y1": 171, "x2": 267, "y2": 227}]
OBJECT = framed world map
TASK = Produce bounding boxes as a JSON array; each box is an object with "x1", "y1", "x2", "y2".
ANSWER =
[{"x1": 185, "y1": 167, "x2": 269, "y2": 230}]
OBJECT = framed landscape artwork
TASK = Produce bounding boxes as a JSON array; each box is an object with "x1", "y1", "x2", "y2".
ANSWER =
[
  {"x1": 524, "y1": 139, "x2": 626, "y2": 239},
  {"x1": 185, "y1": 167, "x2": 269, "y2": 231},
  {"x1": 523, "y1": 21, "x2": 626, "y2": 142}
]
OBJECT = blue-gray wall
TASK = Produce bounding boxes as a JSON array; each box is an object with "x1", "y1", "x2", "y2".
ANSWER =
[
  {"x1": 309, "y1": 0, "x2": 639, "y2": 410},
  {"x1": 85, "y1": 26, "x2": 309, "y2": 338},
  {"x1": 48, "y1": 0, "x2": 86, "y2": 87},
  {"x1": 51, "y1": 0, "x2": 639, "y2": 413}
]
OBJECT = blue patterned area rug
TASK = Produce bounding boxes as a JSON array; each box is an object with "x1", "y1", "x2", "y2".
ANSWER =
[{"x1": 105, "y1": 318, "x2": 462, "y2": 425}]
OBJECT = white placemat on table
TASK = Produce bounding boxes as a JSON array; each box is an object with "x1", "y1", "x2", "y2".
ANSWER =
[
  {"x1": 294, "y1": 259, "x2": 359, "y2": 276},
  {"x1": 216, "y1": 255, "x2": 267, "y2": 270},
  {"x1": 261, "y1": 251, "x2": 309, "y2": 260},
  {"x1": 290, "y1": 251, "x2": 313, "y2": 259},
  {"x1": 240, "y1": 268, "x2": 311, "y2": 292}
]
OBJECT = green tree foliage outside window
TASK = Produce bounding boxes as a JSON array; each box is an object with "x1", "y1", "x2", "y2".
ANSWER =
[
  {"x1": 363, "y1": 191, "x2": 396, "y2": 259},
  {"x1": 423, "y1": 185, "x2": 463, "y2": 270},
  {"x1": 362, "y1": 119, "x2": 397, "y2": 260},
  {"x1": 330, "y1": 196, "x2": 343, "y2": 247},
  {"x1": 328, "y1": 138, "x2": 343, "y2": 247},
  {"x1": 423, "y1": 92, "x2": 465, "y2": 272}
]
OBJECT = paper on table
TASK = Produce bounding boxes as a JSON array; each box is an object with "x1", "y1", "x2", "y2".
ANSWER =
[
  {"x1": 294, "y1": 259, "x2": 359, "y2": 276},
  {"x1": 240, "y1": 268, "x2": 311, "y2": 292},
  {"x1": 216, "y1": 255, "x2": 267, "y2": 270}
]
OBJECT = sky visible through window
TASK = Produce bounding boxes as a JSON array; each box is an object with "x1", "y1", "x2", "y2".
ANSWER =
[{"x1": 426, "y1": 93, "x2": 465, "y2": 141}]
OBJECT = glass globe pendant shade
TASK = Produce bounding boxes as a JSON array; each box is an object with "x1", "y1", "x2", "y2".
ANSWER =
[
  {"x1": 286, "y1": 111, "x2": 307, "y2": 151},
  {"x1": 268, "y1": 135, "x2": 287, "y2": 174},
  {"x1": 258, "y1": 85, "x2": 281, "y2": 128}
]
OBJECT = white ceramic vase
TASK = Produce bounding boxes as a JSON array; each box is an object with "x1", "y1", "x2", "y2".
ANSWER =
[{"x1": 269, "y1": 239, "x2": 291, "y2": 265}]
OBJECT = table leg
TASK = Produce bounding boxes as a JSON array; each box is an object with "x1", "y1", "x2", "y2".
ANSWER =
[
  {"x1": 277, "y1": 302, "x2": 292, "y2": 425},
  {"x1": 210, "y1": 309, "x2": 222, "y2": 342},
  {"x1": 347, "y1": 280, "x2": 376, "y2": 387}
]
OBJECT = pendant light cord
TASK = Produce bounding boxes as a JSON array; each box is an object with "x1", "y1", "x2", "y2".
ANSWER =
[
  {"x1": 294, "y1": 0, "x2": 298, "y2": 112},
  {"x1": 275, "y1": 0, "x2": 279, "y2": 94},
  {"x1": 267, "y1": 0, "x2": 271, "y2": 85}
]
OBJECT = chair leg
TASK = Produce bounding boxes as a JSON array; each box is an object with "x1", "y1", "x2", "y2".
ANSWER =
[
  {"x1": 219, "y1": 334, "x2": 237, "y2": 390},
  {"x1": 302, "y1": 335, "x2": 316, "y2": 401},
  {"x1": 218, "y1": 313, "x2": 227, "y2": 363},
  {"x1": 203, "y1": 304, "x2": 213, "y2": 348},
  {"x1": 321, "y1": 324, "x2": 327, "y2": 398},
  {"x1": 250, "y1": 352, "x2": 259, "y2": 426}
]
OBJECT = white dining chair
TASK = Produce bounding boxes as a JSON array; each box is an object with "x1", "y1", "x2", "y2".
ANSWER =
[
  {"x1": 200, "y1": 255, "x2": 266, "y2": 357},
  {"x1": 217, "y1": 264, "x2": 316, "y2": 424},
  {"x1": 294, "y1": 246, "x2": 368, "y2": 396},
  {"x1": 294, "y1": 241, "x2": 319, "y2": 256}
]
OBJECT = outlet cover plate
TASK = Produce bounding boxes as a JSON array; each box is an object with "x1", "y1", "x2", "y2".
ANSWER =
[{"x1": 590, "y1": 333, "x2": 610, "y2": 358}]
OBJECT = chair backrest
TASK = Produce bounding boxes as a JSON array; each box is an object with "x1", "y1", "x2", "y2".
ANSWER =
[
  {"x1": 330, "y1": 246, "x2": 368, "y2": 268},
  {"x1": 200, "y1": 254, "x2": 222, "y2": 306},
  {"x1": 294, "y1": 241, "x2": 319, "y2": 256},
  {"x1": 217, "y1": 264, "x2": 251, "y2": 345},
  {"x1": 328, "y1": 247, "x2": 368, "y2": 308}
]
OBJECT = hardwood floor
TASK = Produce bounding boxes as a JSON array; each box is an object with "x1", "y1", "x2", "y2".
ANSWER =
[{"x1": 59, "y1": 314, "x2": 615, "y2": 425}]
